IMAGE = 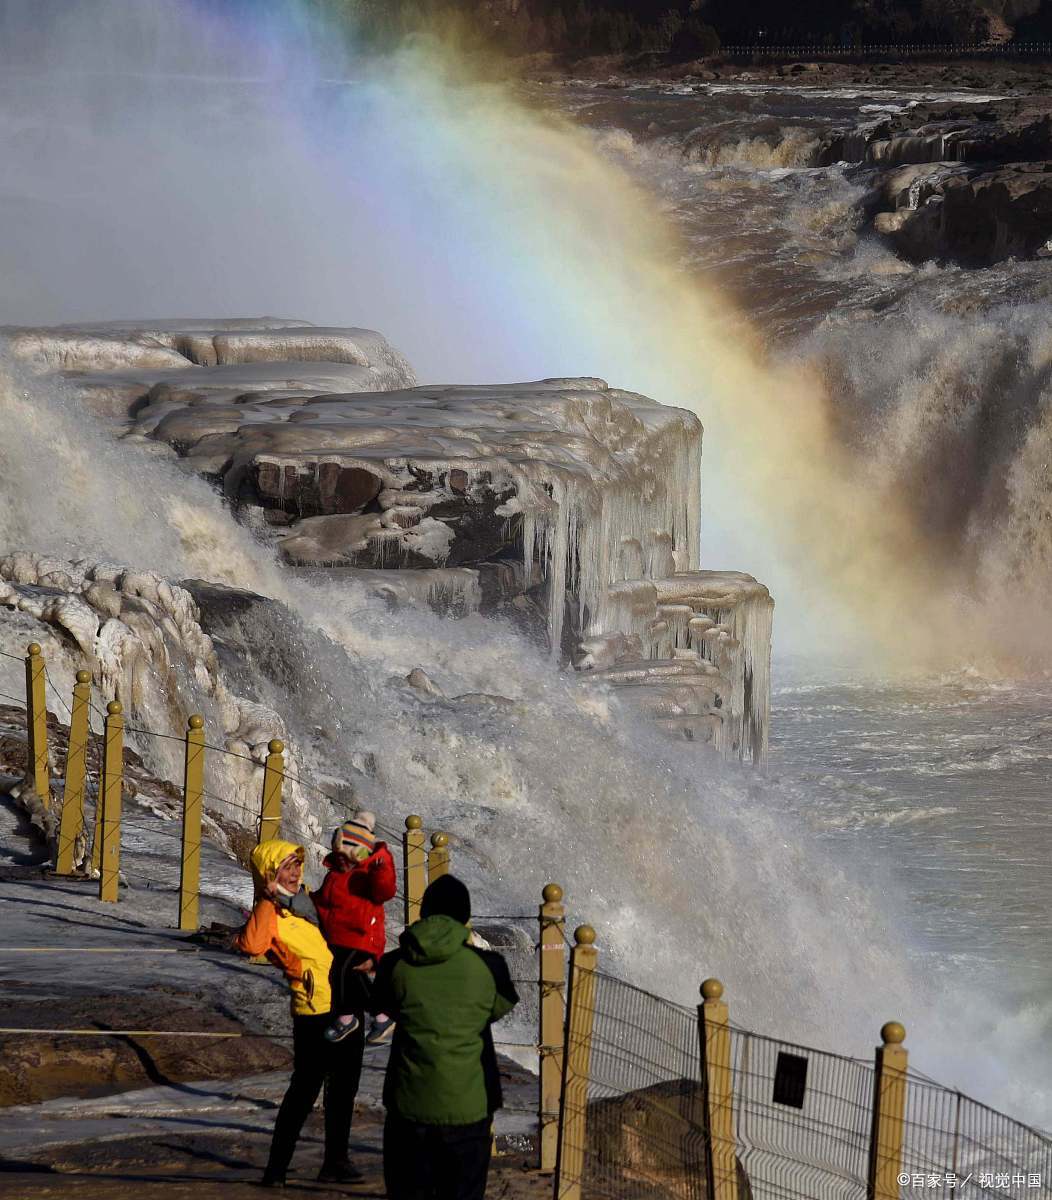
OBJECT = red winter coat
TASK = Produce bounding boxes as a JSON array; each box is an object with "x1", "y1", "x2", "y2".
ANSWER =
[{"x1": 312, "y1": 842, "x2": 397, "y2": 959}]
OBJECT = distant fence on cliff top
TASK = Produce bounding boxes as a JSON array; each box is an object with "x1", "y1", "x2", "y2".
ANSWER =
[
  {"x1": 2, "y1": 642, "x2": 1052, "y2": 1200},
  {"x1": 716, "y1": 42, "x2": 1052, "y2": 60}
]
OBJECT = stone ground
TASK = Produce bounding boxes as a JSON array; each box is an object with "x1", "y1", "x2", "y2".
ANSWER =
[{"x1": 0, "y1": 1100, "x2": 551, "y2": 1198}]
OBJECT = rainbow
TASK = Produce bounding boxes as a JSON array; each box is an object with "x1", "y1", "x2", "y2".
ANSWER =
[{"x1": 10, "y1": 0, "x2": 981, "y2": 663}]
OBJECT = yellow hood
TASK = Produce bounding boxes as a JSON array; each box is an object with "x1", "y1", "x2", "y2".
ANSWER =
[{"x1": 250, "y1": 838, "x2": 305, "y2": 897}]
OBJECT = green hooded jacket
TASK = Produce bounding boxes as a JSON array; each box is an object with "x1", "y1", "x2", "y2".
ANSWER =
[{"x1": 372, "y1": 914, "x2": 518, "y2": 1126}]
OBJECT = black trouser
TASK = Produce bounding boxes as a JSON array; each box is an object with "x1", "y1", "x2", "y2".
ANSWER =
[
  {"x1": 266, "y1": 1011, "x2": 365, "y2": 1177},
  {"x1": 383, "y1": 1114, "x2": 492, "y2": 1200},
  {"x1": 330, "y1": 945, "x2": 374, "y2": 1017}
]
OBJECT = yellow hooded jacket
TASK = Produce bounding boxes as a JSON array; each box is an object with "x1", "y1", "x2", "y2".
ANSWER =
[{"x1": 235, "y1": 839, "x2": 334, "y2": 1017}]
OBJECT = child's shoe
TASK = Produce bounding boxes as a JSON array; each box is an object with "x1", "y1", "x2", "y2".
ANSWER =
[
  {"x1": 323, "y1": 1014, "x2": 360, "y2": 1043},
  {"x1": 366, "y1": 1015, "x2": 396, "y2": 1045}
]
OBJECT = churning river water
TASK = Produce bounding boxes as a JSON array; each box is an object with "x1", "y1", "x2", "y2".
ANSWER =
[{"x1": 560, "y1": 77, "x2": 1052, "y2": 1116}]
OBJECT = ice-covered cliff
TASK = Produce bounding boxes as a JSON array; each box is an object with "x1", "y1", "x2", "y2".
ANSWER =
[
  {"x1": 0, "y1": 553, "x2": 313, "y2": 844},
  {"x1": 2, "y1": 318, "x2": 771, "y2": 764}
]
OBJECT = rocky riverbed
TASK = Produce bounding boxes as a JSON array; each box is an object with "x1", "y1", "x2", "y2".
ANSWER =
[
  {"x1": 537, "y1": 54, "x2": 1052, "y2": 268},
  {"x1": 530, "y1": 52, "x2": 1052, "y2": 96}
]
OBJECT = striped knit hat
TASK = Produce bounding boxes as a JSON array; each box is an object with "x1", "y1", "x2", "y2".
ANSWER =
[{"x1": 334, "y1": 812, "x2": 376, "y2": 859}]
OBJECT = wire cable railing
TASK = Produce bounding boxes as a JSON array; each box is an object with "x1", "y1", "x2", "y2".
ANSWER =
[{"x1": 555, "y1": 956, "x2": 1052, "y2": 1200}]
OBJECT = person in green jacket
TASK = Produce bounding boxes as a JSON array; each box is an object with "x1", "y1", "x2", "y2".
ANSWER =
[{"x1": 372, "y1": 874, "x2": 518, "y2": 1200}]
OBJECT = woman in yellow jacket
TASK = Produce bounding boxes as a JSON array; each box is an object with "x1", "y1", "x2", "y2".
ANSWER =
[{"x1": 236, "y1": 838, "x2": 365, "y2": 1188}]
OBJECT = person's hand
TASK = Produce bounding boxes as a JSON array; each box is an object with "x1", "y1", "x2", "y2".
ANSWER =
[{"x1": 352, "y1": 957, "x2": 375, "y2": 972}]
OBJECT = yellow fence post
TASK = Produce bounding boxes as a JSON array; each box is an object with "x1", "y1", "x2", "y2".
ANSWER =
[
  {"x1": 403, "y1": 815, "x2": 426, "y2": 925},
  {"x1": 539, "y1": 883, "x2": 566, "y2": 1173},
  {"x1": 55, "y1": 671, "x2": 91, "y2": 875},
  {"x1": 699, "y1": 978, "x2": 739, "y2": 1200},
  {"x1": 429, "y1": 831, "x2": 450, "y2": 881},
  {"x1": 868, "y1": 1022, "x2": 909, "y2": 1200},
  {"x1": 258, "y1": 738, "x2": 284, "y2": 843},
  {"x1": 91, "y1": 774, "x2": 103, "y2": 877},
  {"x1": 24, "y1": 643, "x2": 51, "y2": 809},
  {"x1": 554, "y1": 925, "x2": 598, "y2": 1200},
  {"x1": 178, "y1": 715, "x2": 206, "y2": 932},
  {"x1": 98, "y1": 701, "x2": 124, "y2": 903}
]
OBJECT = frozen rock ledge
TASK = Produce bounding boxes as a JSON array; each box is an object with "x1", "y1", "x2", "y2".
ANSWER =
[{"x1": 6, "y1": 319, "x2": 773, "y2": 766}]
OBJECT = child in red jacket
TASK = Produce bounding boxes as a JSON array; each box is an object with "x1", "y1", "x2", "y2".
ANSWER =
[{"x1": 313, "y1": 812, "x2": 398, "y2": 1044}]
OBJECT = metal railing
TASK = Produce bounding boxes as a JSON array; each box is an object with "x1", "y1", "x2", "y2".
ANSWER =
[
  {"x1": 729, "y1": 1025, "x2": 873, "y2": 1200},
  {"x1": 717, "y1": 42, "x2": 1052, "y2": 59},
  {"x1": 556, "y1": 962, "x2": 709, "y2": 1199},
  {"x1": 900, "y1": 1072, "x2": 1052, "y2": 1196},
  {"x1": 552, "y1": 936, "x2": 1052, "y2": 1200}
]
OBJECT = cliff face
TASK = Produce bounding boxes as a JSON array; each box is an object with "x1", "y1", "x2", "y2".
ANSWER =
[{"x1": 1, "y1": 318, "x2": 772, "y2": 764}]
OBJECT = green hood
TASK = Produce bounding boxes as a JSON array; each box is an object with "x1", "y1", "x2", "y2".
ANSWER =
[{"x1": 400, "y1": 914, "x2": 469, "y2": 965}]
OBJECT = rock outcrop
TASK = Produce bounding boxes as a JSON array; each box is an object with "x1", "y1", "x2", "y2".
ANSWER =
[
  {"x1": 873, "y1": 162, "x2": 1052, "y2": 265},
  {"x1": 588, "y1": 1077, "x2": 754, "y2": 1200},
  {"x1": 816, "y1": 97, "x2": 1052, "y2": 266},
  {"x1": 129, "y1": 376, "x2": 704, "y2": 658},
  {"x1": 0, "y1": 318, "x2": 416, "y2": 417},
  {"x1": 579, "y1": 572, "x2": 772, "y2": 764},
  {"x1": 818, "y1": 98, "x2": 1052, "y2": 171}
]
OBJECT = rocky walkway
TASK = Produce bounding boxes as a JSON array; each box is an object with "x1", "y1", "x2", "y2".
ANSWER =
[{"x1": 0, "y1": 1067, "x2": 547, "y2": 1198}]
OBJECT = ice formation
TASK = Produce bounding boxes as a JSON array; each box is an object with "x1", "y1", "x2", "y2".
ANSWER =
[
  {"x1": 0, "y1": 553, "x2": 315, "y2": 841},
  {"x1": 1, "y1": 319, "x2": 416, "y2": 417},
  {"x1": 7, "y1": 320, "x2": 772, "y2": 763},
  {"x1": 580, "y1": 572, "x2": 773, "y2": 764}
]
